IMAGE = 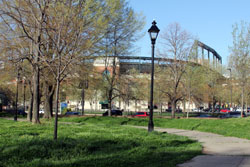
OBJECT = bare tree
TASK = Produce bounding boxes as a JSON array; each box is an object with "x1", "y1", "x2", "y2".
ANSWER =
[{"x1": 159, "y1": 23, "x2": 193, "y2": 118}]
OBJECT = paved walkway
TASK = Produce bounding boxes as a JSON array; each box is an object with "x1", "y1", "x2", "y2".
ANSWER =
[{"x1": 134, "y1": 126, "x2": 250, "y2": 167}]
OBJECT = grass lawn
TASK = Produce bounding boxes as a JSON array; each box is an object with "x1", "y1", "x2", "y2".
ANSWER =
[
  {"x1": 60, "y1": 116, "x2": 250, "y2": 140},
  {"x1": 0, "y1": 111, "x2": 27, "y2": 118},
  {"x1": 0, "y1": 118, "x2": 202, "y2": 167}
]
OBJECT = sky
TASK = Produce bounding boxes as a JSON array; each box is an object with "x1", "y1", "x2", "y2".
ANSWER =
[{"x1": 128, "y1": 0, "x2": 250, "y2": 65}]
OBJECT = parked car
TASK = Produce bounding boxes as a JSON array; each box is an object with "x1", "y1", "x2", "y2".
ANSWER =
[
  {"x1": 220, "y1": 108, "x2": 230, "y2": 113},
  {"x1": 165, "y1": 108, "x2": 182, "y2": 113},
  {"x1": 247, "y1": 108, "x2": 250, "y2": 113},
  {"x1": 65, "y1": 111, "x2": 80, "y2": 115},
  {"x1": 165, "y1": 108, "x2": 172, "y2": 112},
  {"x1": 132, "y1": 112, "x2": 149, "y2": 117},
  {"x1": 192, "y1": 107, "x2": 203, "y2": 112},
  {"x1": 235, "y1": 107, "x2": 250, "y2": 112},
  {"x1": 196, "y1": 113, "x2": 213, "y2": 118},
  {"x1": 102, "y1": 110, "x2": 123, "y2": 116},
  {"x1": 202, "y1": 108, "x2": 212, "y2": 112},
  {"x1": 18, "y1": 109, "x2": 27, "y2": 116},
  {"x1": 220, "y1": 112, "x2": 246, "y2": 118},
  {"x1": 39, "y1": 109, "x2": 44, "y2": 114}
]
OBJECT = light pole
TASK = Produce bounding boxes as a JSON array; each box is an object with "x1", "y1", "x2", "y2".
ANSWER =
[
  {"x1": 148, "y1": 20, "x2": 160, "y2": 132},
  {"x1": 227, "y1": 68, "x2": 232, "y2": 109}
]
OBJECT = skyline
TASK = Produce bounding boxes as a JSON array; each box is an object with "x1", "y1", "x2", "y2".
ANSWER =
[{"x1": 129, "y1": 0, "x2": 250, "y2": 65}]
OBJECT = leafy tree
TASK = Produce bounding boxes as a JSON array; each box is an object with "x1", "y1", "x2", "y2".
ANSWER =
[
  {"x1": 100, "y1": 0, "x2": 144, "y2": 116},
  {"x1": 183, "y1": 64, "x2": 207, "y2": 117},
  {"x1": 0, "y1": 0, "x2": 53, "y2": 124},
  {"x1": 229, "y1": 21, "x2": 250, "y2": 116},
  {"x1": 119, "y1": 68, "x2": 149, "y2": 112}
]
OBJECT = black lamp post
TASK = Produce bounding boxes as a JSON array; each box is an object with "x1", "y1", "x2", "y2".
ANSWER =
[
  {"x1": 148, "y1": 20, "x2": 160, "y2": 132},
  {"x1": 227, "y1": 68, "x2": 232, "y2": 108}
]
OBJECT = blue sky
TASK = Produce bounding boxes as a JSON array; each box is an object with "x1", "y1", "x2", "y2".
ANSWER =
[{"x1": 129, "y1": 0, "x2": 250, "y2": 65}]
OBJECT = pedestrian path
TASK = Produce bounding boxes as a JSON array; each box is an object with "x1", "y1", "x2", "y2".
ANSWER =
[{"x1": 133, "y1": 126, "x2": 250, "y2": 167}]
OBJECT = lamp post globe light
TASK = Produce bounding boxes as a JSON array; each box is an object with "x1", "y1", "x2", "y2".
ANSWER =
[{"x1": 148, "y1": 20, "x2": 160, "y2": 132}]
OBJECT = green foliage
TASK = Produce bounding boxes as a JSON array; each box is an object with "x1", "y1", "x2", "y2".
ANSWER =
[
  {"x1": 61, "y1": 108, "x2": 71, "y2": 115},
  {"x1": 60, "y1": 116, "x2": 250, "y2": 140},
  {"x1": 229, "y1": 21, "x2": 250, "y2": 80},
  {"x1": 0, "y1": 118, "x2": 201, "y2": 167}
]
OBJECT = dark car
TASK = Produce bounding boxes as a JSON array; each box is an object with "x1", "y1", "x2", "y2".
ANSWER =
[
  {"x1": 247, "y1": 108, "x2": 250, "y2": 113},
  {"x1": 165, "y1": 108, "x2": 182, "y2": 113},
  {"x1": 203, "y1": 108, "x2": 212, "y2": 112},
  {"x1": 18, "y1": 109, "x2": 27, "y2": 116},
  {"x1": 102, "y1": 110, "x2": 123, "y2": 116},
  {"x1": 132, "y1": 112, "x2": 149, "y2": 117},
  {"x1": 65, "y1": 111, "x2": 80, "y2": 115},
  {"x1": 196, "y1": 113, "x2": 213, "y2": 118},
  {"x1": 220, "y1": 112, "x2": 246, "y2": 118}
]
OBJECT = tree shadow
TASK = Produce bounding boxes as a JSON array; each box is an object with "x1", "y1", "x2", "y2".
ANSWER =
[{"x1": 0, "y1": 135, "x2": 201, "y2": 167}]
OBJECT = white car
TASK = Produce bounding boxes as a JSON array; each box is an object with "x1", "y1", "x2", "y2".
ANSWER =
[
  {"x1": 192, "y1": 108, "x2": 202, "y2": 112},
  {"x1": 39, "y1": 109, "x2": 44, "y2": 114}
]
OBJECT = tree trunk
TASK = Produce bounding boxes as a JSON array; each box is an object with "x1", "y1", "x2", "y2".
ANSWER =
[
  {"x1": 81, "y1": 88, "x2": 85, "y2": 115},
  {"x1": 54, "y1": 79, "x2": 60, "y2": 140},
  {"x1": 27, "y1": 96, "x2": 33, "y2": 122},
  {"x1": 183, "y1": 99, "x2": 186, "y2": 117},
  {"x1": 119, "y1": 96, "x2": 121, "y2": 109},
  {"x1": 44, "y1": 84, "x2": 54, "y2": 119},
  {"x1": 241, "y1": 85, "x2": 244, "y2": 117},
  {"x1": 32, "y1": 67, "x2": 40, "y2": 124},
  {"x1": 135, "y1": 100, "x2": 137, "y2": 112},
  {"x1": 95, "y1": 91, "x2": 98, "y2": 111},
  {"x1": 27, "y1": 80, "x2": 33, "y2": 122},
  {"x1": 160, "y1": 102, "x2": 162, "y2": 116},
  {"x1": 212, "y1": 96, "x2": 215, "y2": 113},
  {"x1": 108, "y1": 89, "x2": 112, "y2": 116},
  {"x1": 246, "y1": 99, "x2": 248, "y2": 113},
  {"x1": 49, "y1": 92, "x2": 54, "y2": 116},
  {"x1": 188, "y1": 93, "x2": 191, "y2": 119},
  {"x1": 171, "y1": 100, "x2": 176, "y2": 118},
  {"x1": 32, "y1": 33, "x2": 41, "y2": 124},
  {"x1": 90, "y1": 100, "x2": 93, "y2": 111}
]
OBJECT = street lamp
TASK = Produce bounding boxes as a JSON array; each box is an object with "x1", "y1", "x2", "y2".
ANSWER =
[
  {"x1": 227, "y1": 68, "x2": 232, "y2": 109},
  {"x1": 148, "y1": 20, "x2": 160, "y2": 132}
]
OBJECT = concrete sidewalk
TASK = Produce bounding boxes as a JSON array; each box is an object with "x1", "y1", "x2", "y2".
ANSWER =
[{"x1": 134, "y1": 126, "x2": 250, "y2": 167}]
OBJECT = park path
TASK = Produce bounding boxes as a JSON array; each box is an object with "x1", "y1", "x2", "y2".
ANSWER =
[{"x1": 133, "y1": 126, "x2": 250, "y2": 167}]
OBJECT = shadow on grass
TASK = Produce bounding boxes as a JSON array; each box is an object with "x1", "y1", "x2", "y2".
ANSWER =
[
  {"x1": 120, "y1": 118, "x2": 148, "y2": 126},
  {"x1": 0, "y1": 136, "x2": 201, "y2": 167}
]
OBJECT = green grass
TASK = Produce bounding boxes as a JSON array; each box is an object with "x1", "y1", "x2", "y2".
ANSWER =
[
  {"x1": 0, "y1": 118, "x2": 201, "y2": 167},
  {"x1": 0, "y1": 111, "x2": 26, "y2": 118},
  {"x1": 60, "y1": 116, "x2": 250, "y2": 140}
]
